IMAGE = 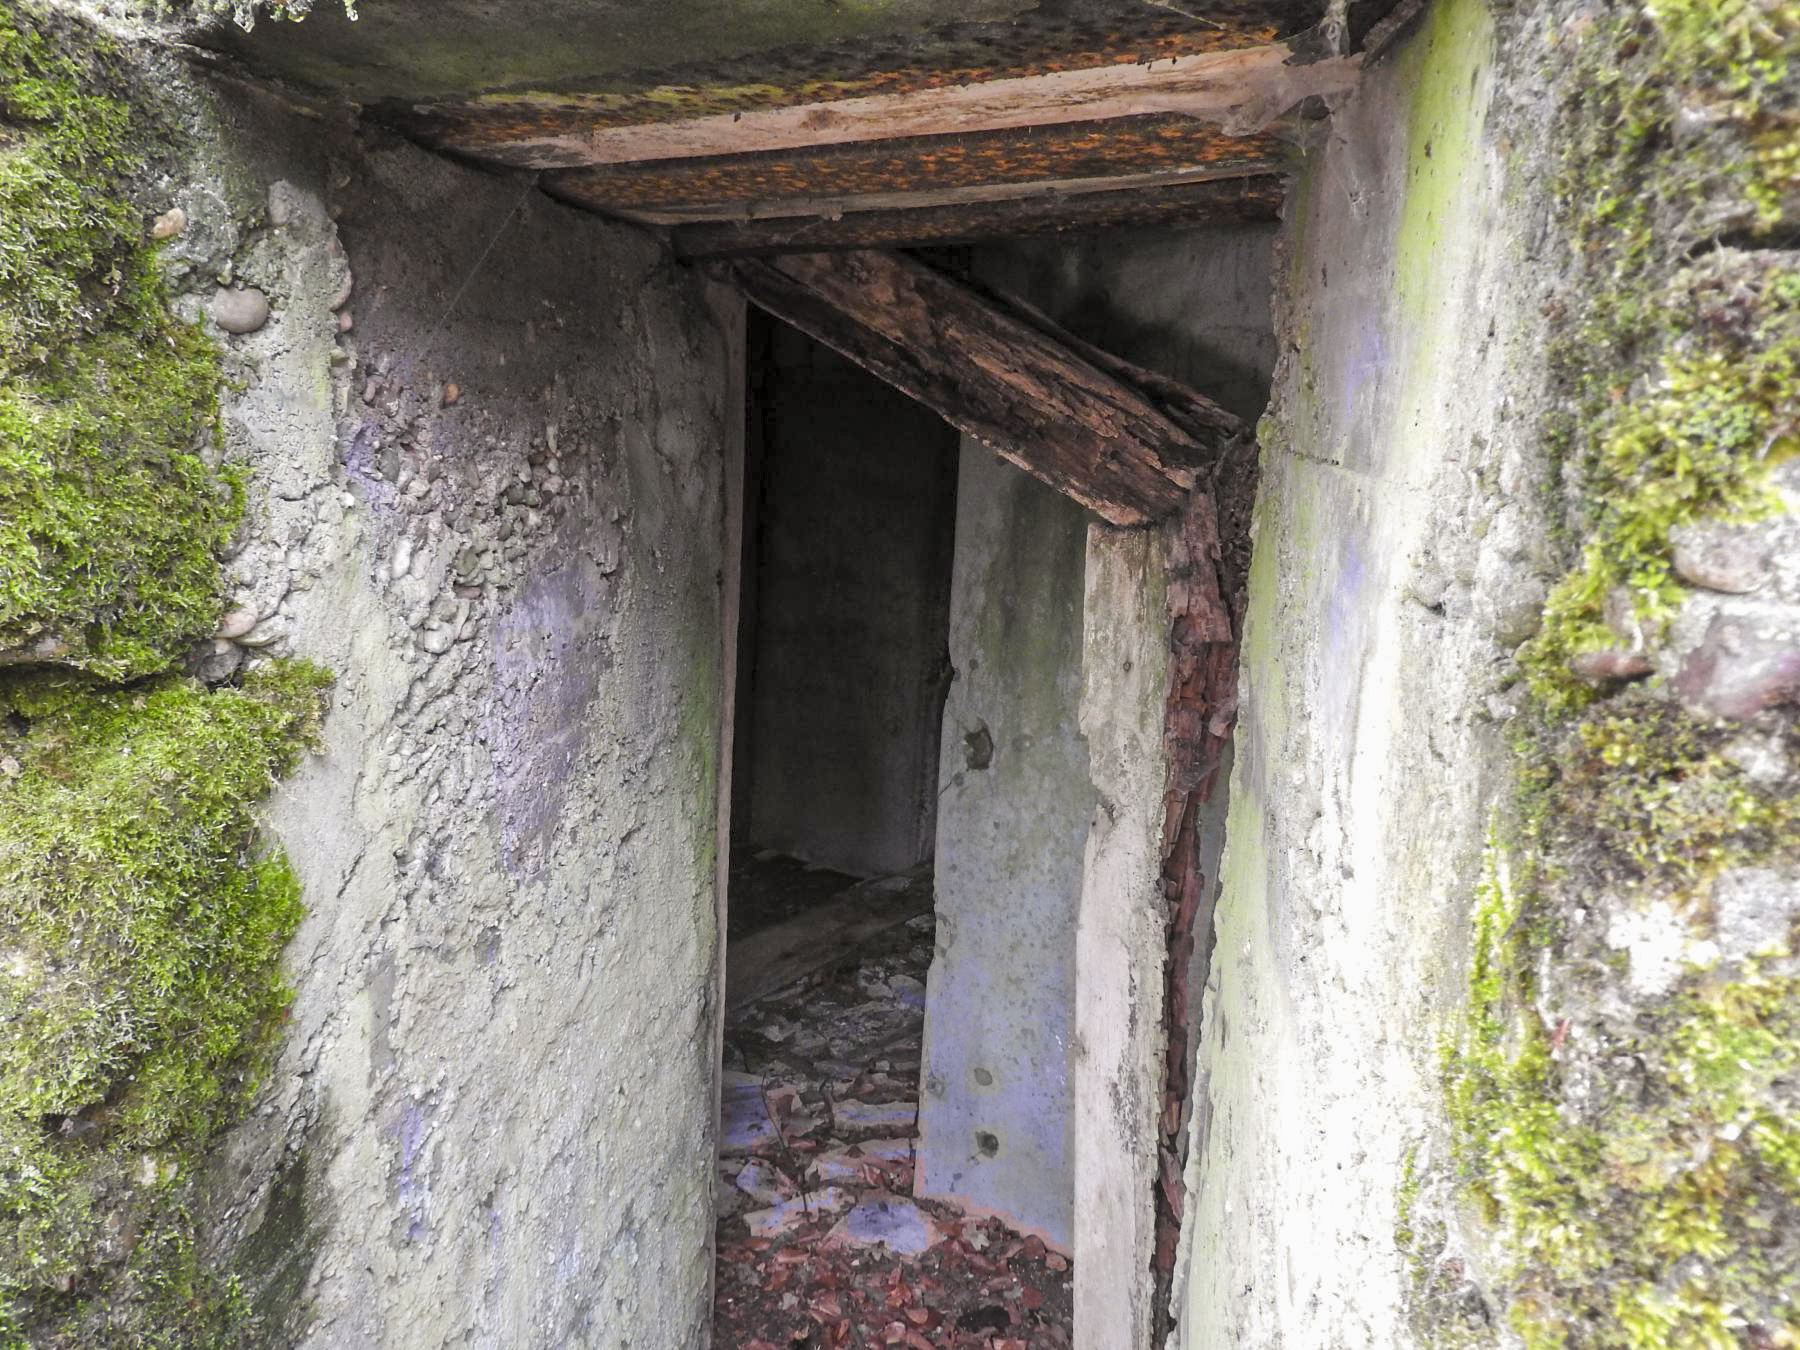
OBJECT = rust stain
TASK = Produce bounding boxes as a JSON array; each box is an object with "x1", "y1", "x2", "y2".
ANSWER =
[{"x1": 544, "y1": 120, "x2": 1288, "y2": 212}]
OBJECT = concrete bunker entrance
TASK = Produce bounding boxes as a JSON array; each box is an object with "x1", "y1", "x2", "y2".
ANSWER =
[
  {"x1": 711, "y1": 231, "x2": 1276, "y2": 1344},
  {"x1": 717, "y1": 307, "x2": 963, "y2": 1235}
]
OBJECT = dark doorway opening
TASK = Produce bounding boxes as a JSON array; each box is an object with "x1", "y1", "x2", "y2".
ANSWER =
[
  {"x1": 715, "y1": 312, "x2": 1076, "y2": 1345},
  {"x1": 729, "y1": 309, "x2": 959, "y2": 890}
]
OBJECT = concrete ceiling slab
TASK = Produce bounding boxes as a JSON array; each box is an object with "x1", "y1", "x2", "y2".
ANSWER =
[{"x1": 205, "y1": 0, "x2": 1318, "y2": 105}]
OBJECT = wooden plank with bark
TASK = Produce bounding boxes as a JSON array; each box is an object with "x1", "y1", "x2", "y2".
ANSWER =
[{"x1": 721, "y1": 249, "x2": 1242, "y2": 527}]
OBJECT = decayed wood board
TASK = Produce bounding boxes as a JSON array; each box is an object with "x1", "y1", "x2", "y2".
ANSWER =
[
  {"x1": 1148, "y1": 439, "x2": 1258, "y2": 1342},
  {"x1": 480, "y1": 46, "x2": 1360, "y2": 169},
  {"x1": 722, "y1": 249, "x2": 1241, "y2": 527},
  {"x1": 726, "y1": 871, "x2": 934, "y2": 1012},
  {"x1": 666, "y1": 175, "x2": 1284, "y2": 259}
]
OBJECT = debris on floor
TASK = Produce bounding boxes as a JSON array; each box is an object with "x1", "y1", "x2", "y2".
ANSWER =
[{"x1": 715, "y1": 860, "x2": 1073, "y2": 1347}]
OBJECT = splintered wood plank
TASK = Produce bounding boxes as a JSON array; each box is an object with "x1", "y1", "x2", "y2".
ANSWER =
[
  {"x1": 727, "y1": 871, "x2": 934, "y2": 1012},
  {"x1": 722, "y1": 249, "x2": 1241, "y2": 527},
  {"x1": 465, "y1": 46, "x2": 1360, "y2": 169},
  {"x1": 666, "y1": 175, "x2": 1284, "y2": 258}
]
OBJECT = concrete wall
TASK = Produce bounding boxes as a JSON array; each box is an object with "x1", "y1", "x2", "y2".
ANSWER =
[
  {"x1": 1073, "y1": 525, "x2": 1174, "y2": 1350},
  {"x1": 1175, "y1": 1, "x2": 1563, "y2": 1342},
  {"x1": 917, "y1": 446, "x2": 1094, "y2": 1245},
  {"x1": 737, "y1": 317, "x2": 959, "y2": 877},
  {"x1": 918, "y1": 228, "x2": 1277, "y2": 1259},
  {"x1": 167, "y1": 86, "x2": 737, "y2": 1346},
  {"x1": 960, "y1": 229, "x2": 1279, "y2": 422}
]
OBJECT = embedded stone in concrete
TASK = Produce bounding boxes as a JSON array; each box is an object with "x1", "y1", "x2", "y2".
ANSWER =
[
  {"x1": 210, "y1": 285, "x2": 270, "y2": 334},
  {"x1": 1671, "y1": 522, "x2": 1770, "y2": 594},
  {"x1": 1673, "y1": 612, "x2": 1800, "y2": 719},
  {"x1": 214, "y1": 606, "x2": 259, "y2": 639}
]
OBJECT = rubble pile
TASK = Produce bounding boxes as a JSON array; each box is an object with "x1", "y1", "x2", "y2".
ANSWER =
[{"x1": 714, "y1": 893, "x2": 1073, "y2": 1347}]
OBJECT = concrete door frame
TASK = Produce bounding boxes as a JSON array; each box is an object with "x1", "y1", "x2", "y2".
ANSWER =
[{"x1": 705, "y1": 293, "x2": 1232, "y2": 1350}]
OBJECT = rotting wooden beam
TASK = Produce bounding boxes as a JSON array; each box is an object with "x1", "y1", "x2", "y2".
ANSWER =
[
  {"x1": 719, "y1": 249, "x2": 1242, "y2": 527},
  {"x1": 665, "y1": 175, "x2": 1284, "y2": 259},
  {"x1": 471, "y1": 45, "x2": 1360, "y2": 169},
  {"x1": 1148, "y1": 436, "x2": 1258, "y2": 1344}
]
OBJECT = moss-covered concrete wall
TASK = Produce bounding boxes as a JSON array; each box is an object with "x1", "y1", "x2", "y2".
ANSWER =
[
  {"x1": 4, "y1": 3, "x2": 740, "y2": 1345},
  {"x1": 1, "y1": 5, "x2": 330, "y2": 1341},
  {"x1": 1178, "y1": 0, "x2": 1797, "y2": 1343}
]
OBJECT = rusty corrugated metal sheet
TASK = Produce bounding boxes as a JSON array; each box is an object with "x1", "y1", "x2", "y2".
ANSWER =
[{"x1": 543, "y1": 121, "x2": 1289, "y2": 216}]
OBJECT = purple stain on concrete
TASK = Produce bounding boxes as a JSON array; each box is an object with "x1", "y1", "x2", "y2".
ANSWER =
[
  {"x1": 341, "y1": 417, "x2": 399, "y2": 516},
  {"x1": 396, "y1": 1099, "x2": 431, "y2": 1243},
  {"x1": 487, "y1": 555, "x2": 614, "y2": 877},
  {"x1": 1324, "y1": 534, "x2": 1371, "y2": 749},
  {"x1": 1343, "y1": 322, "x2": 1388, "y2": 429},
  {"x1": 1326, "y1": 535, "x2": 1366, "y2": 666}
]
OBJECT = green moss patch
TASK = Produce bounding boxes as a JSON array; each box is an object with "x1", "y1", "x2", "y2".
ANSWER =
[
  {"x1": 0, "y1": 662, "x2": 330, "y2": 1343},
  {"x1": 1510, "y1": 0, "x2": 1799, "y2": 713},
  {"x1": 1522, "y1": 264, "x2": 1799, "y2": 712},
  {"x1": 1428, "y1": 0, "x2": 1800, "y2": 1343},
  {"x1": 0, "y1": 2, "x2": 237, "y2": 678},
  {"x1": 1446, "y1": 695, "x2": 1800, "y2": 1346},
  {"x1": 1446, "y1": 834, "x2": 1799, "y2": 1347},
  {"x1": 0, "y1": 5, "x2": 336, "y2": 1341}
]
